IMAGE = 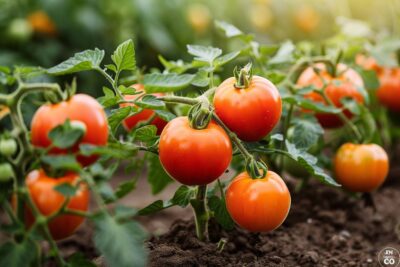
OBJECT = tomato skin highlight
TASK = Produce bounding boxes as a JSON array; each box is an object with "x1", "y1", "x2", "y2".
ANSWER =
[
  {"x1": 121, "y1": 84, "x2": 167, "y2": 135},
  {"x1": 297, "y1": 63, "x2": 364, "y2": 128},
  {"x1": 334, "y1": 143, "x2": 389, "y2": 192},
  {"x1": 214, "y1": 75, "x2": 282, "y2": 142},
  {"x1": 226, "y1": 171, "x2": 291, "y2": 232},
  {"x1": 159, "y1": 116, "x2": 232, "y2": 186},
  {"x1": 24, "y1": 169, "x2": 89, "y2": 240},
  {"x1": 31, "y1": 94, "x2": 108, "y2": 166}
]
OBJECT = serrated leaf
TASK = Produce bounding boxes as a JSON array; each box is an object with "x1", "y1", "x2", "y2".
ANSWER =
[
  {"x1": 147, "y1": 153, "x2": 173, "y2": 195},
  {"x1": 215, "y1": 20, "x2": 243, "y2": 38},
  {"x1": 47, "y1": 48, "x2": 104, "y2": 75},
  {"x1": 48, "y1": 120, "x2": 85, "y2": 149},
  {"x1": 291, "y1": 118, "x2": 324, "y2": 151},
  {"x1": 187, "y1": 45, "x2": 222, "y2": 63},
  {"x1": 0, "y1": 240, "x2": 38, "y2": 267},
  {"x1": 154, "y1": 110, "x2": 176, "y2": 122},
  {"x1": 269, "y1": 41, "x2": 295, "y2": 65},
  {"x1": 131, "y1": 125, "x2": 157, "y2": 142},
  {"x1": 137, "y1": 200, "x2": 168, "y2": 216},
  {"x1": 54, "y1": 183, "x2": 78, "y2": 197},
  {"x1": 214, "y1": 51, "x2": 241, "y2": 67},
  {"x1": 111, "y1": 40, "x2": 136, "y2": 72},
  {"x1": 191, "y1": 70, "x2": 210, "y2": 87},
  {"x1": 80, "y1": 143, "x2": 138, "y2": 159},
  {"x1": 135, "y1": 95, "x2": 165, "y2": 109},
  {"x1": 143, "y1": 73, "x2": 195, "y2": 93},
  {"x1": 93, "y1": 213, "x2": 147, "y2": 267},
  {"x1": 114, "y1": 180, "x2": 136, "y2": 200},
  {"x1": 208, "y1": 196, "x2": 234, "y2": 230},
  {"x1": 41, "y1": 155, "x2": 81, "y2": 172},
  {"x1": 108, "y1": 106, "x2": 140, "y2": 133}
]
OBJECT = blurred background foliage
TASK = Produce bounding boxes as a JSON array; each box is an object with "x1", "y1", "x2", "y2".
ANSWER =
[{"x1": 0, "y1": 0, "x2": 399, "y2": 92}]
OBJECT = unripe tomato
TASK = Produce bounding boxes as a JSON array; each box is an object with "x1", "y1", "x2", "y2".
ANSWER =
[
  {"x1": 120, "y1": 84, "x2": 167, "y2": 135},
  {"x1": 334, "y1": 143, "x2": 389, "y2": 192},
  {"x1": 297, "y1": 63, "x2": 364, "y2": 128},
  {"x1": 356, "y1": 55, "x2": 400, "y2": 112},
  {"x1": 24, "y1": 169, "x2": 89, "y2": 240},
  {"x1": 31, "y1": 94, "x2": 108, "y2": 166},
  {"x1": 27, "y1": 11, "x2": 57, "y2": 36},
  {"x1": 0, "y1": 163, "x2": 14, "y2": 183},
  {"x1": 159, "y1": 117, "x2": 232, "y2": 185},
  {"x1": 0, "y1": 138, "x2": 17, "y2": 156},
  {"x1": 214, "y1": 75, "x2": 282, "y2": 142},
  {"x1": 226, "y1": 170, "x2": 291, "y2": 232}
]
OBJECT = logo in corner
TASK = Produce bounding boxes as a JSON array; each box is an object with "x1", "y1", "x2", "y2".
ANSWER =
[{"x1": 378, "y1": 247, "x2": 400, "y2": 267}]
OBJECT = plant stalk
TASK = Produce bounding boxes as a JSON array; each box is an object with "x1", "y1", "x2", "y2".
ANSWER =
[{"x1": 190, "y1": 185, "x2": 209, "y2": 241}]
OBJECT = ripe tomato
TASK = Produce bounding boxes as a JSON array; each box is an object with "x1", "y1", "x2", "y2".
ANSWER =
[
  {"x1": 24, "y1": 169, "x2": 89, "y2": 240},
  {"x1": 294, "y1": 5, "x2": 320, "y2": 33},
  {"x1": 334, "y1": 143, "x2": 389, "y2": 192},
  {"x1": 297, "y1": 63, "x2": 364, "y2": 128},
  {"x1": 27, "y1": 11, "x2": 57, "y2": 36},
  {"x1": 356, "y1": 55, "x2": 400, "y2": 112},
  {"x1": 120, "y1": 84, "x2": 167, "y2": 135},
  {"x1": 159, "y1": 116, "x2": 232, "y2": 185},
  {"x1": 226, "y1": 170, "x2": 291, "y2": 232},
  {"x1": 214, "y1": 75, "x2": 282, "y2": 142},
  {"x1": 31, "y1": 94, "x2": 108, "y2": 166}
]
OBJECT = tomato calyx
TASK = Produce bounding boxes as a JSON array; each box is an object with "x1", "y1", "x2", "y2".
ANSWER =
[
  {"x1": 234, "y1": 63, "x2": 253, "y2": 89},
  {"x1": 188, "y1": 98, "x2": 212, "y2": 130},
  {"x1": 245, "y1": 157, "x2": 268, "y2": 179}
]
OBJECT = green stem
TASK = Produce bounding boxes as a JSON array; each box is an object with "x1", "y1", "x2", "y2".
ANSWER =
[
  {"x1": 279, "y1": 103, "x2": 294, "y2": 169},
  {"x1": 158, "y1": 95, "x2": 199, "y2": 105},
  {"x1": 190, "y1": 185, "x2": 209, "y2": 241},
  {"x1": 284, "y1": 57, "x2": 336, "y2": 85},
  {"x1": 95, "y1": 67, "x2": 124, "y2": 99}
]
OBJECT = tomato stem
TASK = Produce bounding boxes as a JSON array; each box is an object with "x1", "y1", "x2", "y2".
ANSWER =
[
  {"x1": 190, "y1": 185, "x2": 209, "y2": 241},
  {"x1": 234, "y1": 63, "x2": 252, "y2": 89}
]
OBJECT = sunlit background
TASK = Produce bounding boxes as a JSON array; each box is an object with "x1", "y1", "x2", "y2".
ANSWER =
[{"x1": 1, "y1": 0, "x2": 399, "y2": 91}]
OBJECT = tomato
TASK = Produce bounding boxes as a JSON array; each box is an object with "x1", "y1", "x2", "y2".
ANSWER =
[
  {"x1": 121, "y1": 84, "x2": 167, "y2": 135},
  {"x1": 186, "y1": 3, "x2": 211, "y2": 33},
  {"x1": 297, "y1": 63, "x2": 364, "y2": 128},
  {"x1": 226, "y1": 170, "x2": 291, "y2": 232},
  {"x1": 294, "y1": 5, "x2": 320, "y2": 33},
  {"x1": 27, "y1": 11, "x2": 57, "y2": 36},
  {"x1": 249, "y1": 5, "x2": 273, "y2": 32},
  {"x1": 31, "y1": 94, "x2": 108, "y2": 166},
  {"x1": 159, "y1": 116, "x2": 232, "y2": 185},
  {"x1": 334, "y1": 143, "x2": 389, "y2": 192},
  {"x1": 0, "y1": 138, "x2": 17, "y2": 156},
  {"x1": 24, "y1": 169, "x2": 89, "y2": 240},
  {"x1": 214, "y1": 75, "x2": 282, "y2": 142},
  {"x1": 356, "y1": 55, "x2": 400, "y2": 112}
]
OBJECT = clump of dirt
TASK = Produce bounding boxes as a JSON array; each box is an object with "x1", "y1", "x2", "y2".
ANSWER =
[{"x1": 148, "y1": 174, "x2": 400, "y2": 267}]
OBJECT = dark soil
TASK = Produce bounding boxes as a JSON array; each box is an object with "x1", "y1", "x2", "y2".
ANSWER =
[{"x1": 148, "y1": 168, "x2": 400, "y2": 267}]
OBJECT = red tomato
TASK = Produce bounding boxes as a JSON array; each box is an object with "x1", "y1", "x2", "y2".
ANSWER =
[
  {"x1": 24, "y1": 169, "x2": 89, "y2": 240},
  {"x1": 31, "y1": 94, "x2": 108, "y2": 166},
  {"x1": 356, "y1": 55, "x2": 400, "y2": 112},
  {"x1": 226, "y1": 170, "x2": 291, "y2": 232},
  {"x1": 159, "y1": 116, "x2": 232, "y2": 185},
  {"x1": 214, "y1": 75, "x2": 282, "y2": 142},
  {"x1": 297, "y1": 63, "x2": 364, "y2": 128},
  {"x1": 121, "y1": 84, "x2": 167, "y2": 135},
  {"x1": 334, "y1": 143, "x2": 389, "y2": 192}
]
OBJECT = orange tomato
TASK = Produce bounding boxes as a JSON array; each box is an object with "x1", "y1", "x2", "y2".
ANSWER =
[
  {"x1": 31, "y1": 94, "x2": 108, "y2": 166},
  {"x1": 334, "y1": 143, "x2": 389, "y2": 192},
  {"x1": 121, "y1": 84, "x2": 167, "y2": 135},
  {"x1": 294, "y1": 5, "x2": 320, "y2": 33},
  {"x1": 226, "y1": 170, "x2": 291, "y2": 232},
  {"x1": 159, "y1": 116, "x2": 232, "y2": 185},
  {"x1": 297, "y1": 63, "x2": 364, "y2": 128},
  {"x1": 214, "y1": 75, "x2": 282, "y2": 142},
  {"x1": 27, "y1": 11, "x2": 57, "y2": 36},
  {"x1": 186, "y1": 3, "x2": 211, "y2": 33},
  {"x1": 356, "y1": 54, "x2": 400, "y2": 112},
  {"x1": 24, "y1": 169, "x2": 89, "y2": 240}
]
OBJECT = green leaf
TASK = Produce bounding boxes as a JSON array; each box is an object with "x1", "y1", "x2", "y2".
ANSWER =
[
  {"x1": 0, "y1": 239, "x2": 38, "y2": 267},
  {"x1": 41, "y1": 155, "x2": 81, "y2": 172},
  {"x1": 341, "y1": 98, "x2": 361, "y2": 115},
  {"x1": 137, "y1": 200, "x2": 167, "y2": 216},
  {"x1": 68, "y1": 252, "x2": 96, "y2": 267},
  {"x1": 215, "y1": 20, "x2": 243, "y2": 38},
  {"x1": 269, "y1": 41, "x2": 295, "y2": 65},
  {"x1": 143, "y1": 73, "x2": 195, "y2": 93},
  {"x1": 114, "y1": 180, "x2": 136, "y2": 200},
  {"x1": 191, "y1": 70, "x2": 210, "y2": 87},
  {"x1": 215, "y1": 51, "x2": 241, "y2": 67},
  {"x1": 48, "y1": 120, "x2": 85, "y2": 149},
  {"x1": 154, "y1": 110, "x2": 176, "y2": 122},
  {"x1": 93, "y1": 213, "x2": 147, "y2": 267},
  {"x1": 291, "y1": 118, "x2": 324, "y2": 151},
  {"x1": 208, "y1": 196, "x2": 234, "y2": 230},
  {"x1": 111, "y1": 39, "x2": 136, "y2": 72},
  {"x1": 358, "y1": 69, "x2": 380, "y2": 90},
  {"x1": 135, "y1": 95, "x2": 165, "y2": 109},
  {"x1": 114, "y1": 205, "x2": 138, "y2": 220},
  {"x1": 283, "y1": 95, "x2": 342, "y2": 114},
  {"x1": 54, "y1": 182, "x2": 78, "y2": 197},
  {"x1": 158, "y1": 55, "x2": 192, "y2": 74},
  {"x1": 131, "y1": 125, "x2": 157, "y2": 142},
  {"x1": 80, "y1": 143, "x2": 138, "y2": 159},
  {"x1": 187, "y1": 45, "x2": 222, "y2": 63},
  {"x1": 108, "y1": 106, "x2": 140, "y2": 133},
  {"x1": 147, "y1": 153, "x2": 173, "y2": 195},
  {"x1": 47, "y1": 48, "x2": 104, "y2": 75}
]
